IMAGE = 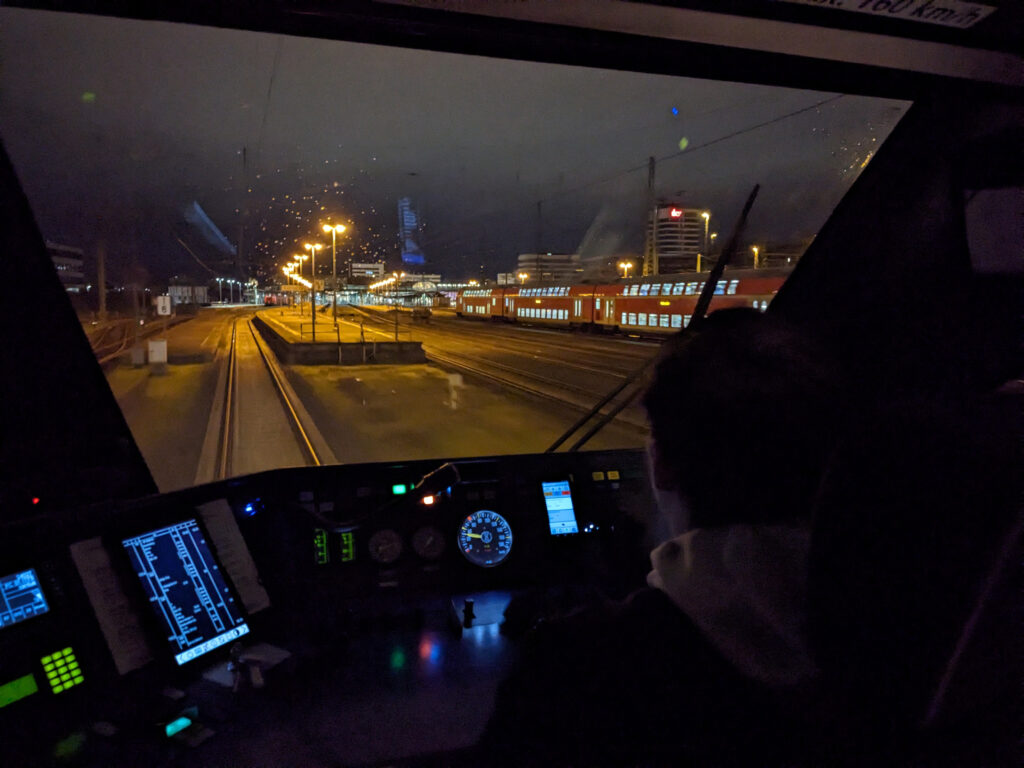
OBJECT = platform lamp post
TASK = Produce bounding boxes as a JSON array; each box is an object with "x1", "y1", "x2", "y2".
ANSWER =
[
  {"x1": 305, "y1": 243, "x2": 323, "y2": 341},
  {"x1": 700, "y1": 211, "x2": 710, "y2": 273},
  {"x1": 517, "y1": 272, "x2": 529, "y2": 284},
  {"x1": 282, "y1": 265, "x2": 293, "y2": 306},
  {"x1": 294, "y1": 254, "x2": 309, "y2": 317},
  {"x1": 392, "y1": 272, "x2": 405, "y2": 341},
  {"x1": 322, "y1": 223, "x2": 347, "y2": 326},
  {"x1": 752, "y1": 245, "x2": 760, "y2": 270},
  {"x1": 618, "y1": 261, "x2": 633, "y2": 279},
  {"x1": 216, "y1": 277, "x2": 223, "y2": 303}
]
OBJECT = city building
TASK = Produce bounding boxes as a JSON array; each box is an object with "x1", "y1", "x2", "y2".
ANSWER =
[
  {"x1": 349, "y1": 262, "x2": 386, "y2": 278},
  {"x1": 167, "y1": 284, "x2": 209, "y2": 306},
  {"x1": 516, "y1": 253, "x2": 583, "y2": 283},
  {"x1": 644, "y1": 205, "x2": 710, "y2": 275},
  {"x1": 47, "y1": 242, "x2": 86, "y2": 293}
]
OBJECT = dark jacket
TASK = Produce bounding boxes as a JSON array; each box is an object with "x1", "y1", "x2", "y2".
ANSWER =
[{"x1": 480, "y1": 526, "x2": 816, "y2": 766}]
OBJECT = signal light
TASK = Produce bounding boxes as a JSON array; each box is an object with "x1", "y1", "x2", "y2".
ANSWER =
[
  {"x1": 31, "y1": 497, "x2": 40, "y2": 505},
  {"x1": 422, "y1": 495, "x2": 435, "y2": 506}
]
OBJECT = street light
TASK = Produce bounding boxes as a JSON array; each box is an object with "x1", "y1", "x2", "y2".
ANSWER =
[
  {"x1": 305, "y1": 243, "x2": 323, "y2": 340},
  {"x1": 701, "y1": 211, "x2": 710, "y2": 257},
  {"x1": 322, "y1": 223, "x2": 347, "y2": 325},
  {"x1": 517, "y1": 272, "x2": 529, "y2": 284},
  {"x1": 391, "y1": 272, "x2": 405, "y2": 341},
  {"x1": 215, "y1": 277, "x2": 223, "y2": 303},
  {"x1": 617, "y1": 261, "x2": 633, "y2": 279},
  {"x1": 752, "y1": 246, "x2": 760, "y2": 269}
]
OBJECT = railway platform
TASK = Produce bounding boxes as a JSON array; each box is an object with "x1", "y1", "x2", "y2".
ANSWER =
[{"x1": 254, "y1": 308, "x2": 426, "y2": 365}]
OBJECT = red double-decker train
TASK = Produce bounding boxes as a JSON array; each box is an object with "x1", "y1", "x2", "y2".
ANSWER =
[{"x1": 455, "y1": 269, "x2": 788, "y2": 334}]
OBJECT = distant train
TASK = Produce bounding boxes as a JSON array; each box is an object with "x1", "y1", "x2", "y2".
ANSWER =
[{"x1": 455, "y1": 269, "x2": 789, "y2": 334}]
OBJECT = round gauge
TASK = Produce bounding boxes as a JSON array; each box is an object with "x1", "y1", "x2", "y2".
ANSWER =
[
  {"x1": 412, "y1": 525, "x2": 446, "y2": 560},
  {"x1": 458, "y1": 510, "x2": 513, "y2": 568},
  {"x1": 367, "y1": 529, "x2": 403, "y2": 564}
]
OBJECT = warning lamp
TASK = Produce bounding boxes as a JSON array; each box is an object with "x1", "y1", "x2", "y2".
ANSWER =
[
  {"x1": 669, "y1": 208, "x2": 683, "y2": 218},
  {"x1": 31, "y1": 497, "x2": 40, "y2": 505},
  {"x1": 421, "y1": 495, "x2": 436, "y2": 506}
]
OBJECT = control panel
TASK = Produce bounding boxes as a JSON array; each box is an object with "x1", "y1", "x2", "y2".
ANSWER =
[{"x1": 0, "y1": 448, "x2": 653, "y2": 764}]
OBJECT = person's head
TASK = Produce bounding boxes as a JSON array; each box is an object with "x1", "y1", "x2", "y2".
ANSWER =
[{"x1": 642, "y1": 308, "x2": 842, "y2": 533}]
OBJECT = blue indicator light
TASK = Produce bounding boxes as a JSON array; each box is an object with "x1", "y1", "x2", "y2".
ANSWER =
[{"x1": 671, "y1": 106, "x2": 679, "y2": 115}]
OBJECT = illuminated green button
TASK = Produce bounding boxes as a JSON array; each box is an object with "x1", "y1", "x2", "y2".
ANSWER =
[
  {"x1": 62, "y1": 647, "x2": 72, "y2": 656},
  {"x1": 43, "y1": 663, "x2": 54, "y2": 672},
  {"x1": 41, "y1": 655, "x2": 52, "y2": 664},
  {"x1": 53, "y1": 685, "x2": 63, "y2": 693},
  {"x1": 391, "y1": 484, "x2": 407, "y2": 495},
  {"x1": 0, "y1": 674, "x2": 39, "y2": 709}
]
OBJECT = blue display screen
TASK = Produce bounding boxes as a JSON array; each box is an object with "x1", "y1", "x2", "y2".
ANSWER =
[
  {"x1": 542, "y1": 480, "x2": 579, "y2": 535},
  {"x1": 0, "y1": 568, "x2": 49, "y2": 629},
  {"x1": 122, "y1": 519, "x2": 249, "y2": 665}
]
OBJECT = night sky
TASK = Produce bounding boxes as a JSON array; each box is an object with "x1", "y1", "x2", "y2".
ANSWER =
[{"x1": 0, "y1": 8, "x2": 908, "y2": 284}]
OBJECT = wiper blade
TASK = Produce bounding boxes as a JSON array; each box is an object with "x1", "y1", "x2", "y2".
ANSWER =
[{"x1": 545, "y1": 184, "x2": 760, "y2": 453}]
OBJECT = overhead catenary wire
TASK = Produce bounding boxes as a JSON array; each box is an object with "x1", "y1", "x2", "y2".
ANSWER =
[
  {"x1": 415, "y1": 95, "x2": 843, "y2": 255},
  {"x1": 546, "y1": 183, "x2": 760, "y2": 453}
]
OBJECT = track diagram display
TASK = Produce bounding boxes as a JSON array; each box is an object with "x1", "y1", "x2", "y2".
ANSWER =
[
  {"x1": 0, "y1": 568, "x2": 49, "y2": 629},
  {"x1": 122, "y1": 519, "x2": 249, "y2": 665}
]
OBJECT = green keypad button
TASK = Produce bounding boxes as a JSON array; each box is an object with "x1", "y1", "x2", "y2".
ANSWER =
[{"x1": 40, "y1": 647, "x2": 84, "y2": 694}]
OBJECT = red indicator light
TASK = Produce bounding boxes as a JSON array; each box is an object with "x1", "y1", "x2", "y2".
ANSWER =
[
  {"x1": 31, "y1": 497, "x2": 40, "y2": 505},
  {"x1": 669, "y1": 208, "x2": 683, "y2": 218}
]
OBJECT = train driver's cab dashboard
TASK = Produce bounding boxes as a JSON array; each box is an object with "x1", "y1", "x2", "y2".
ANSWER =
[
  {"x1": 0, "y1": 449, "x2": 655, "y2": 765},
  {"x1": 1, "y1": 0, "x2": 1022, "y2": 766}
]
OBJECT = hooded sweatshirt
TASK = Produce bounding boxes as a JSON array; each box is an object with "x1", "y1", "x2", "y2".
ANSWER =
[{"x1": 647, "y1": 524, "x2": 817, "y2": 688}]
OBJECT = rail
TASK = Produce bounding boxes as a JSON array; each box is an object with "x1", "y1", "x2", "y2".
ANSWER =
[
  {"x1": 424, "y1": 347, "x2": 648, "y2": 432},
  {"x1": 214, "y1": 316, "x2": 322, "y2": 480}
]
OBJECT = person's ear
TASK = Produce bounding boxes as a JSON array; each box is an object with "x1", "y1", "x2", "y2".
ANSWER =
[{"x1": 646, "y1": 439, "x2": 676, "y2": 491}]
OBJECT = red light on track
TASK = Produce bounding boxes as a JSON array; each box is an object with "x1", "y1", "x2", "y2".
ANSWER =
[
  {"x1": 669, "y1": 208, "x2": 683, "y2": 218},
  {"x1": 31, "y1": 497, "x2": 40, "y2": 505}
]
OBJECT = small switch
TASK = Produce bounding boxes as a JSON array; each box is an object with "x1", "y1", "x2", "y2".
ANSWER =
[
  {"x1": 591, "y1": 471, "x2": 605, "y2": 481},
  {"x1": 607, "y1": 470, "x2": 620, "y2": 480}
]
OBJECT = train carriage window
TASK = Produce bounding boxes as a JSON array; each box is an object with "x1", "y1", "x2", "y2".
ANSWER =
[
  {"x1": 0, "y1": 8, "x2": 911, "y2": 481},
  {"x1": 684, "y1": 314, "x2": 693, "y2": 327}
]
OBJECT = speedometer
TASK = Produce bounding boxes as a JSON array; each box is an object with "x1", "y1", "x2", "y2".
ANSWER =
[{"x1": 458, "y1": 510, "x2": 513, "y2": 567}]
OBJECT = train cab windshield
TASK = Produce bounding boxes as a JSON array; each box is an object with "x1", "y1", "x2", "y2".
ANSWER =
[
  {"x1": 0, "y1": 2, "x2": 1020, "y2": 767},
  {"x1": 0, "y1": 5, "x2": 914, "y2": 489}
]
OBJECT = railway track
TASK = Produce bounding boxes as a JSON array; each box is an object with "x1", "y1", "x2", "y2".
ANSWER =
[
  {"x1": 206, "y1": 316, "x2": 333, "y2": 481},
  {"x1": 344, "y1": 305, "x2": 655, "y2": 432}
]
